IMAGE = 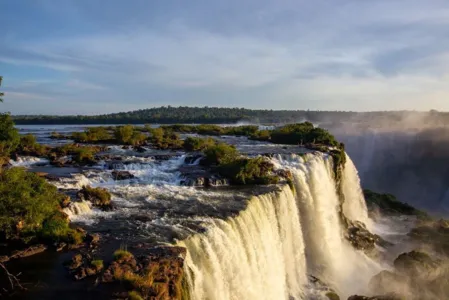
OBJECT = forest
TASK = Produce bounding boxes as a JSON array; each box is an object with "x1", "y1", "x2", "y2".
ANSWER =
[{"x1": 13, "y1": 106, "x2": 449, "y2": 125}]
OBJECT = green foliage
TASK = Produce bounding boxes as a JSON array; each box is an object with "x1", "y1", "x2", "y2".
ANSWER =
[
  {"x1": 113, "y1": 249, "x2": 134, "y2": 261},
  {"x1": 219, "y1": 157, "x2": 279, "y2": 185},
  {"x1": 79, "y1": 185, "x2": 112, "y2": 208},
  {"x1": 250, "y1": 129, "x2": 271, "y2": 141},
  {"x1": 91, "y1": 259, "x2": 104, "y2": 270},
  {"x1": 0, "y1": 167, "x2": 64, "y2": 239},
  {"x1": 364, "y1": 189, "x2": 431, "y2": 220},
  {"x1": 17, "y1": 134, "x2": 49, "y2": 156},
  {"x1": 72, "y1": 126, "x2": 113, "y2": 143},
  {"x1": 183, "y1": 137, "x2": 216, "y2": 152},
  {"x1": 203, "y1": 142, "x2": 239, "y2": 165},
  {"x1": 148, "y1": 128, "x2": 183, "y2": 149},
  {"x1": 224, "y1": 125, "x2": 259, "y2": 136},
  {"x1": 40, "y1": 212, "x2": 84, "y2": 244},
  {"x1": 0, "y1": 113, "x2": 20, "y2": 162},
  {"x1": 271, "y1": 122, "x2": 338, "y2": 146},
  {"x1": 49, "y1": 144, "x2": 101, "y2": 165},
  {"x1": 114, "y1": 125, "x2": 134, "y2": 144}
]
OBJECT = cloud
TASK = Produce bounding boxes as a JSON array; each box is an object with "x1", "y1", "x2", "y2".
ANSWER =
[{"x1": 1, "y1": 0, "x2": 449, "y2": 113}]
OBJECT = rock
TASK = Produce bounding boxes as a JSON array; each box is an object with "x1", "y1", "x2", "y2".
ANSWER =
[
  {"x1": 66, "y1": 254, "x2": 84, "y2": 270},
  {"x1": 61, "y1": 195, "x2": 71, "y2": 208},
  {"x1": 184, "y1": 155, "x2": 203, "y2": 165},
  {"x1": 133, "y1": 146, "x2": 147, "y2": 153},
  {"x1": 86, "y1": 233, "x2": 100, "y2": 246},
  {"x1": 326, "y1": 291, "x2": 340, "y2": 300},
  {"x1": 394, "y1": 251, "x2": 441, "y2": 280},
  {"x1": 0, "y1": 255, "x2": 10, "y2": 263},
  {"x1": 10, "y1": 244, "x2": 47, "y2": 260},
  {"x1": 345, "y1": 220, "x2": 390, "y2": 252},
  {"x1": 111, "y1": 170, "x2": 135, "y2": 180},
  {"x1": 369, "y1": 270, "x2": 408, "y2": 295},
  {"x1": 34, "y1": 172, "x2": 49, "y2": 177},
  {"x1": 348, "y1": 294, "x2": 404, "y2": 300}
]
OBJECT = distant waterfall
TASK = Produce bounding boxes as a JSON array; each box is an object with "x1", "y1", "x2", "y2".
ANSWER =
[
  {"x1": 180, "y1": 186, "x2": 307, "y2": 300},
  {"x1": 182, "y1": 152, "x2": 381, "y2": 299}
]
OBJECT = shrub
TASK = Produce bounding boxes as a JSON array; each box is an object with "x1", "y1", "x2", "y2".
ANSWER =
[
  {"x1": 250, "y1": 129, "x2": 271, "y2": 141},
  {"x1": 149, "y1": 128, "x2": 183, "y2": 149},
  {"x1": 203, "y1": 142, "x2": 239, "y2": 165},
  {"x1": 113, "y1": 249, "x2": 134, "y2": 261},
  {"x1": 224, "y1": 125, "x2": 259, "y2": 136},
  {"x1": 72, "y1": 127, "x2": 112, "y2": 143},
  {"x1": 49, "y1": 144, "x2": 101, "y2": 165},
  {"x1": 17, "y1": 134, "x2": 49, "y2": 156},
  {"x1": 78, "y1": 185, "x2": 112, "y2": 208},
  {"x1": 0, "y1": 167, "x2": 65, "y2": 239},
  {"x1": 218, "y1": 157, "x2": 279, "y2": 185},
  {"x1": 270, "y1": 122, "x2": 338, "y2": 146},
  {"x1": 91, "y1": 259, "x2": 104, "y2": 270},
  {"x1": 183, "y1": 137, "x2": 216, "y2": 152},
  {"x1": 114, "y1": 125, "x2": 135, "y2": 144},
  {"x1": 39, "y1": 212, "x2": 84, "y2": 244},
  {"x1": 0, "y1": 113, "x2": 20, "y2": 162}
]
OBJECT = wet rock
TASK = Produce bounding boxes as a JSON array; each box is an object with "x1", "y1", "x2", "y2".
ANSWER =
[
  {"x1": 111, "y1": 170, "x2": 135, "y2": 180},
  {"x1": 184, "y1": 154, "x2": 203, "y2": 165},
  {"x1": 10, "y1": 244, "x2": 47, "y2": 260},
  {"x1": 345, "y1": 220, "x2": 391, "y2": 252},
  {"x1": 66, "y1": 254, "x2": 84, "y2": 270},
  {"x1": 347, "y1": 294, "x2": 404, "y2": 300},
  {"x1": 133, "y1": 146, "x2": 147, "y2": 153},
  {"x1": 86, "y1": 233, "x2": 100, "y2": 246},
  {"x1": 61, "y1": 195, "x2": 71, "y2": 208},
  {"x1": 308, "y1": 275, "x2": 339, "y2": 300},
  {"x1": 369, "y1": 270, "x2": 408, "y2": 295},
  {"x1": 408, "y1": 219, "x2": 449, "y2": 256},
  {"x1": 394, "y1": 251, "x2": 441, "y2": 279}
]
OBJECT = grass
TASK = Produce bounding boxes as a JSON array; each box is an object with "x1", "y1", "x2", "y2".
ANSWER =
[
  {"x1": 91, "y1": 259, "x2": 104, "y2": 270},
  {"x1": 113, "y1": 249, "x2": 134, "y2": 261}
]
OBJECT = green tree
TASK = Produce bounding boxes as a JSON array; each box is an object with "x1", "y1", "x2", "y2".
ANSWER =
[{"x1": 114, "y1": 125, "x2": 134, "y2": 144}]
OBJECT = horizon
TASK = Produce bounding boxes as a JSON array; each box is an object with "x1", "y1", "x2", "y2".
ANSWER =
[{"x1": 2, "y1": 1, "x2": 449, "y2": 114}]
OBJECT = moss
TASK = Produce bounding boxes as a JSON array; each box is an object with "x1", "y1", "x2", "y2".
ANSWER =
[
  {"x1": 326, "y1": 291, "x2": 340, "y2": 300},
  {"x1": 91, "y1": 259, "x2": 104, "y2": 270},
  {"x1": 113, "y1": 249, "x2": 134, "y2": 261}
]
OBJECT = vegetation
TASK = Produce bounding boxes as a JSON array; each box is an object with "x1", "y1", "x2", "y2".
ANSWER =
[
  {"x1": 218, "y1": 157, "x2": 279, "y2": 185},
  {"x1": 49, "y1": 144, "x2": 102, "y2": 165},
  {"x1": 147, "y1": 127, "x2": 183, "y2": 150},
  {"x1": 78, "y1": 185, "x2": 112, "y2": 209},
  {"x1": 0, "y1": 167, "x2": 82, "y2": 244},
  {"x1": 114, "y1": 125, "x2": 147, "y2": 146},
  {"x1": 0, "y1": 114, "x2": 20, "y2": 164},
  {"x1": 113, "y1": 249, "x2": 134, "y2": 261},
  {"x1": 270, "y1": 122, "x2": 338, "y2": 146},
  {"x1": 363, "y1": 189, "x2": 431, "y2": 220},
  {"x1": 183, "y1": 137, "x2": 217, "y2": 152},
  {"x1": 90, "y1": 259, "x2": 104, "y2": 270},
  {"x1": 16, "y1": 134, "x2": 49, "y2": 156},
  {"x1": 203, "y1": 143, "x2": 239, "y2": 165}
]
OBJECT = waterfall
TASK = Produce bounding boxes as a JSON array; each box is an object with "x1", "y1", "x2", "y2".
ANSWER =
[
  {"x1": 341, "y1": 156, "x2": 372, "y2": 229},
  {"x1": 182, "y1": 152, "x2": 381, "y2": 299},
  {"x1": 63, "y1": 200, "x2": 93, "y2": 219},
  {"x1": 180, "y1": 186, "x2": 307, "y2": 300}
]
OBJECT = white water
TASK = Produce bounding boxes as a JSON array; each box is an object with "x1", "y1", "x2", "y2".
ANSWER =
[
  {"x1": 341, "y1": 156, "x2": 372, "y2": 229},
  {"x1": 180, "y1": 186, "x2": 307, "y2": 300},
  {"x1": 183, "y1": 152, "x2": 382, "y2": 299},
  {"x1": 9, "y1": 156, "x2": 49, "y2": 167},
  {"x1": 63, "y1": 200, "x2": 93, "y2": 218}
]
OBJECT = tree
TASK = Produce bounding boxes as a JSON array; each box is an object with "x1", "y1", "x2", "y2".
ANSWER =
[{"x1": 0, "y1": 76, "x2": 3, "y2": 102}]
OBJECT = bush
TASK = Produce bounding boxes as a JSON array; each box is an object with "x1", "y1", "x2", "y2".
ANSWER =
[
  {"x1": 0, "y1": 167, "x2": 65, "y2": 240},
  {"x1": 49, "y1": 144, "x2": 101, "y2": 165},
  {"x1": 91, "y1": 259, "x2": 104, "y2": 270},
  {"x1": 203, "y1": 142, "x2": 239, "y2": 165},
  {"x1": 183, "y1": 137, "x2": 216, "y2": 152},
  {"x1": 113, "y1": 249, "x2": 134, "y2": 261},
  {"x1": 271, "y1": 122, "x2": 338, "y2": 146},
  {"x1": 78, "y1": 185, "x2": 112, "y2": 208},
  {"x1": 224, "y1": 125, "x2": 259, "y2": 136},
  {"x1": 218, "y1": 157, "x2": 279, "y2": 185},
  {"x1": 250, "y1": 129, "x2": 271, "y2": 141},
  {"x1": 149, "y1": 128, "x2": 183, "y2": 149},
  {"x1": 72, "y1": 127, "x2": 112, "y2": 143},
  {"x1": 40, "y1": 212, "x2": 84, "y2": 244},
  {"x1": 17, "y1": 134, "x2": 49, "y2": 156},
  {"x1": 0, "y1": 113, "x2": 20, "y2": 163}
]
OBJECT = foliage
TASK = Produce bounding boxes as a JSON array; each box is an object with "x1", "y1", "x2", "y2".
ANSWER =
[
  {"x1": 218, "y1": 157, "x2": 279, "y2": 185},
  {"x1": 0, "y1": 113, "x2": 20, "y2": 162},
  {"x1": 270, "y1": 122, "x2": 338, "y2": 146},
  {"x1": 203, "y1": 142, "x2": 239, "y2": 165},
  {"x1": 148, "y1": 128, "x2": 183, "y2": 149},
  {"x1": 113, "y1": 249, "x2": 134, "y2": 261},
  {"x1": 72, "y1": 127, "x2": 113, "y2": 143},
  {"x1": 183, "y1": 137, "x2": 216, "y2": 152},
  {"x1": 363, "y1": 189, "x2": 431, "y2": 220},
  {"x1": 91, "y1": 259, "x2": 104, "y2": 270},
  {"x1": 250, "y1": 129, "x2": 271, "y2": 141},
  {"x1": 40, "y1": 212, "x2": 84, "y2": 244},
  {"x1": 114, "y1": 125, "x2": 134, "y2": 144},
  {"x1": 16, "y1": 134, "x2": 49, "y2": 156},
  {"x1": 78, "y1": 185, "x2": 112, "y2": 208},
  {"x1": 128, "y1": 291, "x2": 144, "y2": 300},
  {"x1": 49, "y1": 144, "x2": 101, "y2": 165},
  {"x1": 0, "y1": 167, "x2": 65, "y2": 240}
]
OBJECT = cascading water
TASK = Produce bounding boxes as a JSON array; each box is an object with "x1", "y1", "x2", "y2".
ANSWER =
[
  {"x1": 341, "y1": 156, "x2": 372, "y2": 229},
  {"x1": 63, "y1": 200, "x2": 93, "y2": 218},
  {"x1": 182, "y1": 152, "x2": 382, "y2": 299},
  {"x1": 180, "y1": 186, "x2": 307, "y2": 300}
]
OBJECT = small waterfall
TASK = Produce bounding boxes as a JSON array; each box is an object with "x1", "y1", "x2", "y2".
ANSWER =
[
  {"x1": 182, "y1": 152, "x2": 381, "y2": 299},
  {"x1": 63, "y1": 201, "x2": 93, "y2": 219},
  {"x1": 341, "y1": 156, "x2": 372, "y2": 229},
  {"x1": 180, "y1": 185, "x2": 307, "y2": 300}
]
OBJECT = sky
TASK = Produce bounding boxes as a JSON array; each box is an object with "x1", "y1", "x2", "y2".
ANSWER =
[{"x1": 1, "y1": 0, "x2": 449, "y2": 115}]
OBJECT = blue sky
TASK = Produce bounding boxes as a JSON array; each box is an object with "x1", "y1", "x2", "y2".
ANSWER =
[{"x1": 1, "y1": 0, "x2": 449, "y2": 114}]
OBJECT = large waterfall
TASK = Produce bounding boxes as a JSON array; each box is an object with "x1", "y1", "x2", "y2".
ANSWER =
[{"x1": 181, "y1": 152, "x2": 381, "y2": 299}]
